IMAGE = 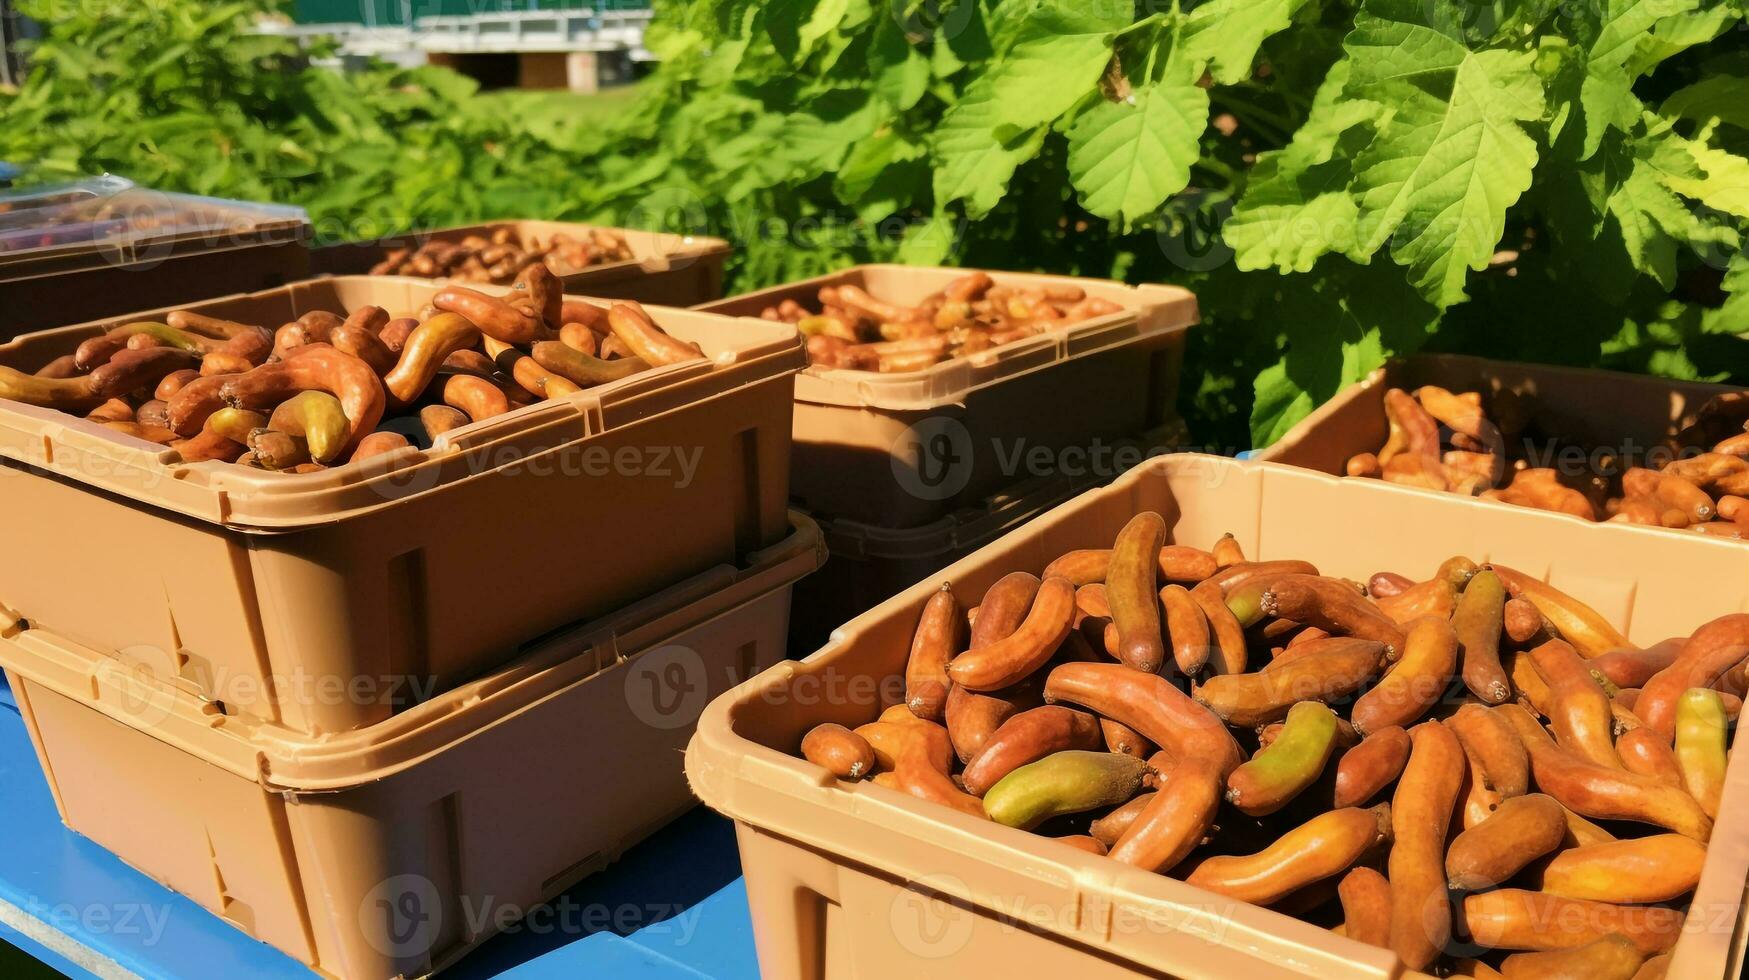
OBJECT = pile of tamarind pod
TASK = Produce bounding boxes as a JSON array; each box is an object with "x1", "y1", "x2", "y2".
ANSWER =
[
  {"x1": 796, "y1": 517, "x2": 1745, "y2": 978},
  {"x1": 0, "y1": 263, "x2": 703, "y2": 471},
  {"x1": 367, "y1": 225, "x2": 634, "y2": 284},
  {"x1": 1345, "y1": 384, "x2": 1749, "y2": 539},
  {"x1": 757, "y1": 271, "x2": 1125, "y2": 372}
]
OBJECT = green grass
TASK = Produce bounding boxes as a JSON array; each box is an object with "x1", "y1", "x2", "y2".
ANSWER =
[{"x1": 474, "y1": 80, "x2": 648, "y2": 140}]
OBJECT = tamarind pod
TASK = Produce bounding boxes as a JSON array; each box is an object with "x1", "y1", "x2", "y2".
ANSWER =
[
  {"x1": 86, "y1": 397, "x2": 133, "y2": 422},
  {"x1": 272, "y1": 322, "x2": 312, "y2": 359},
  {"x1": 330, "y1": 324, "x2": 397, "y2": 376},
  {"x1": 134, "y1": 399, "x2": 170, "y2": 429},
  {"x1": 1196, "y1": 559, "x2": 1319, "y2": 597},
  {"x1": 0, "y1": 365, "x2": 102, "y2": 411},
  {"x1": 442, "y1": 374, "x2": 510, "y2": 423},
  {"x1": 1089, "y1": 790, "x2": 1155, "y2": 846},
  {"x1": 1674, "y1": 688, "x2": 1727, "y2": 819},
  {"x1": 1261, "y1": 575, "x2": 1405, "y2": 657},
  {"x1": 434, "y1": 285, "x2": 543, "y2": 344},
  {"x1": 1073, "y1": 582, "x2": 1111, "y2": 622},
  {"x1": 856, "y1": 712, "x2": 952, "y2": 773},
  {"x1": 969, "y1": 571, "x2": 1041, "y2": 650},
  {"x1": 1045, "y1": 661, "x2": 1243, "y2": 777},
  {"x1": 169, "y1": 421, "x2": 244, "y2": 463},
  {"x1": 1108, "y1": 758, "x2": 1224, "y2": 873},
  {"x1": 1451, "y1": 569, "x2": 1510, "y2": 703},
  {"x1": 530, "y1": 340, "x2": 648, "y2": 387},
  {"x1": 1502, "y1": 597, "x2": 1551, "y2": 646},
  {"x1": 437, "y1": 349, "x2": 493, "y2": 379},
  {"x1": 982, "y1": 750, "x2": 1149, "y2": 829},
  {"x1": 1158, "y1": 545, "x2": 1218, "y2": 583},
  {"x1": 1347, "y1": 452, "x2": 1383, "y2": 478},
  {"x1": 1445, "y1": 792, "x2": 1566, "y2": 891},
  {"x1": 1490, "y1": 566, "x2": 1631, "y2": 658},
  {"x1": 1507, "y1": 648, "x2": 1554, "y2": 716},
  {"x1": 1333, "y1": 725, "x2": 1411, "y2": 808},
  {"x1": 960, "y1": 706, "x2": 1104, "y2": 797},
  {"x1": 1187, "y1": 805, "x2": 1390, "y2": 906},
  {"x1": 1718, "y1": 494, "x2": 1748, "y2": 520},
  {"x1": 416, "y1": 404, "x2": 470, "y2": 442},
  {"x1": 1653, "y1": 472, "x2": 1716, "y2": 524},
  {"x1": 100, "y1": 421, "x2": 177, "y2": 444},
  {"x1": 1225, "y1": 701, "x2": 1339, "y2": 816},
  {"x1": 336, "y1": 305, "x2": 389, "y2": 338},
  {"x1": 1160, "y1": 584, "x2": 1210, "y2": 675},
  {"x1": 1106, "y1": 513, "x2": 1168, "y2": 673},
  {"x1": 1415, "y1": 384, "x2": 1488, "y2": 440},
  {"x1": 1224, "y1": 577, "x2": 1274, "y2": 628},
  {"x1": 1665, "y1": 452, "x2": 1749, "y2": 496},
  {"x1": 1539, "y1": 835, "x2": 1707, "y2": 905},
  {"x1": 1337, "y1": 867, "x2": 1392, "y2": 949},
  {"x1": 117, "y1": 321, "x2": 222, "y2": 353},
  {"x1": 1100, "y1": 718, "x2": 1153, "y2": 759},
  {"x1": 350, "y1": 430, "x2": 412, "y2": 463},
  {"x1": 1042, "y1": 549, "x2": 1109, "y2": 585},
  {"x1": 1053, "y1": 835, "x2": 1107, "y2": 856},
  {"x1": 945, "y1": 682, "x2": 1034, "y2": 767},
  {"x1": 1373, "y1": 577, "x2": 1459, "y2": 627},
  {"x1": 296, "y1": 310, "x2": 344, "y2": 342},
  {"x1": 165, "y1": 310, "x2": 260, "y2": 340},
  {"x1": 1462, "y1": 890, "x2": 1684, "y2": 955},
  {"x1": 833, "y1": 284, "x2": 915, "y2": 324},
  {"x1": 1718, "y1": 658, "x2": 1749, "y2": 698},
  {"x1": 202, "y1": 407, "x2": 267, "y2": 447},
  {"x1": 607, "y1": 301, "x2": 704, "y2": 366},
  {"x1": 1388, "y1": 721, "x2": 1464, "y2": 970},
  {"x1": 1383, "y1": 450, "x2": 1448, "y2": 491},
  {"x1": 289, "y1": 463, "x2": 326, "y2": 475},
  {"x1": 267, "y1": 390, "x2": 350, "y2": 464},
  {"x1": 941, "y1": 271, "x2": 994, "y2": 303},
  {"x1": 73, "y1": 332, "x2": 130, "y2": 370},
  {"x1": 1562, "y1": 806, "x2": 1617, "y2": 847},
  {"x1": 383, "y1": 313, "x2": 481, "y2": 405},
  {"x1": 905, "y1": 584, "x2": 960, "y2": 721},
  {"x1": 201, "y1": 352, "x2": 256, "y2": 376},
  {"x1": 559, "y1": 298, "x2": 609, "y2": 330},
  {"x1": 1616, "y1": 727, "x2": 1682, "y2": 788},
  {"x1": 1447, "y1": 703, "x2": 1529, "y2": 798},
  {"x1": 895, "y1": 726, "x2": 987, "y2": 820},
  {"x1": 1190, "y1": 583, "x2": 1248, "y2": 676},
  {"x1": 1495, "y1": 703, "x2": 1712, "y2": 839},
  {"x1": 1368, "y1": 572, "x2": 1414, "y2": 598},
  {"x1": 1719, "y1": 434, "x2": 1749, "y2": 458},
  {"x1": 800, "y1": 723, "x2": 875, "y2": 780},
  {"x1": 34, "y1": 354, "x2": 80, "y2": 379},
  {"x1": 559, "y1": 321, "x2": 599, "y2": 356},
  {"x1": 1636, "y1": 613, "x2": 1749, "y2": 737},
  {"x1": 87, "y1": 347, "x2": 200, "y2": 399},
  {"x1": 946, "y1": 577, "x2": 1074, "y2": 691},
  {"x1": 1211, "y1": 532, "x2": 1245, "y2": 567},
  {"x1": 245, "y1": 428, "x2": 309, "y2": 470},
  {"x1": 1457, "y1": 734, "x2": 1504, "y2": 830},
  {"x1": 512, "y1": 263, "x2": 563, "y2": 329},
  {"x1": 1353, "y1": 616, "x2": 1459, "y2": 734},
  {"x1": 1530, "y1": 639, "x2": 1625, "y2": 769},
  {"x1": 379, "y1": 317, "x2": 417, "y2": 353},
  {"x1": 1193, "y1": 638, "x2": 1387, "y2": 728},
  {"x1": 1499, "y1": 934, "x2": 1647, "y2": 980},
  {"x1": 222, "y1": 347, "x2": 386, "y2": 453}
]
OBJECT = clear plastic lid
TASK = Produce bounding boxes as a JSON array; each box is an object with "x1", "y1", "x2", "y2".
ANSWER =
[{"x1": 0, "y1": 179, "x2": 308, "y2": 267}]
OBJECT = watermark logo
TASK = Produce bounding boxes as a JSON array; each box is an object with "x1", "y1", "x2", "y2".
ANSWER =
[
  {"x1": 892, "y1": 416, "x2": 974, "y2": 501},
  {"x1": 889, "y1": 0, "x2": 978, "y2": 42},
  {"x1": 1156, "y1": 190, "x2": 1234, "y2": 272},
  {"x1": 888, "y1": 873, "x2": 975, "y2": 959},
  {"x1": 360, "y1": 874, "x2": 443, "y2": 961},
  {"x1": 625, "y1": 644, "x2": 711, "y2": 730}
]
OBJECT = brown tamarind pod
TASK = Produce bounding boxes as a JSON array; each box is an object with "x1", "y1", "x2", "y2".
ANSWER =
[
  {"x1": 1388, "y1": 721, "x2": 1464, "y2": 971},
  {"x1": 85, "y1": 397, "x2": 134, "y2": 422},
  {"x1": 1046, "y1": 662, "x2": 1242, "y2": 777},
  {"x1": 529, "y1": 340, "x2": 648, "y2": 387},
  {"x1": 1336, "y1": 866, "x2": 1392, "y2": 949},
  {"x1": 1530, "y1": 639, "x2": 1625, "y2": 769},
  {"x1": 331, "y1": 324, "x2": 397, "y2": 376},
  {"x1": 1615, "y1": 727, "x2": 1682, "y2": 788},
  {"x1": 1450, "y1": 569, "x2": 1511, "y2": 703},
  {"x1": 1100, "y1": 718, "x2": 1153, "y2": 759},
  {"x1": 219, "y1": 346, "x2": 386, "y2": 455},
  {"x1": 1332, "y1": 725, "x2": 1411, "y2": 808},
  {"x1": 88, "y1": 347, "x2": 200, "y2": 399},
  {"x1": 379, "y1": 317, "x2": 417, "y2": 353},
  {"x1": 905, "y1": 584, "x2": 960, "y2": 721},
  {"x1": 434, "y1": 285, "x2": 544, "y2": 344},
  {"x1": 1374, "y1": 577, "x2": 1458, "y2": 626},
  {"x1": 134, "y1": 399, "x2": 170, "y2": 429},
  {"x1": 1368, "y1": 571, "x2": 1414, "y2": 597},
  {"x1": 1499, "y1": 934, "x2": 1647, "y2": 980},
  {"x1": 607, "y1": 301, "x2": 704, "y2": 366},
  {"x1": 511, "y1": 262, "x2": 563, "y2": 330},
  {"x1": 418, "y1": 404, "x2": 472, "y2": 441},
  {"x1": 970, "y1": 572, "x2": 1041, "y2": 649},
  {"x1": 1352, "y1": 616, "x2": 1458, "y2": 734},
  {"x1": 1636, "y1": 612, "x2": 1749, "y2": 737},
  {"x1": 1539, "y1": 834, "x2": 1707, "y2": 905},
  {"x1": 1052, "y1": 835, "x2": 1107, "y2": 856},
  {"x1": 383, "y1": 313, "x2": 481, "y2": 405},
  {"x1": 1193, "y1": 637, "x2": 1386, "y2": 728},
  {"x1": 894, "y1": 722, "x2": 986, "y2": 820},
  {"x1": 1446, "y1": 703, "x2": 1529, "y2": 798},
  {"x1": 1490, "y1": 565, "x2": 1632, "y2": 658},
  {"x1": 800, "y1": 723, "x2": 875, "y2": 780},
  {"x1": 559, "y1": 321, "x2": 599, "y2": 356},
  {"x1": 1185, "y1": 805, "x2": 1390, "y2": 906},
  {"x1": 1106, "y1": 513, "x2": 1167, "y2": 673},
  {"x1": 1088, "y1": 790, "x2": 1155, "y2": 846},
  {"x1": 1194, "y1": 559, "x2": 1320, "y2": 599},
  {"x1": 946, "y1": 577, "x2": 1074, "y2": 691},
  {"x1": 352, "y1": 430, "x2": 412, "y2": 462},
  {"x1": 33, "y1": 354, "x2": 80, "y2": 379},
  {"x1": 1158, "y1": 545, "x2": 1219, "y2": 582},
  {"x1": 165, "y1": 310, "x2": 260, "y2": 340},
  {"x1": 1260, "y1": 574, "x2": 1405, "y2": 658},
  {"x1": 1502, "y1": 596, "x2": 1552, "y2": 646},
  {"x1": 1107, "y1": 757, "x2": 1223, "y2": 873},
  {"x1": 1589, "y1": 640, "x2": 1683, "y2": 690},
  {"x1": 442, "y1": 374, "x2": 511, "y2": 423},
  {"x1": 960, "y1": 709, "x2": 1104, "y2": 797},
  {"x1": 1445, "y1": 792, "x2": 1566, "y2": 891},
  {"x1": 1462, "y1": 889, "x2": 1684, "y2": 954},
  {"x1": 1160, "y1": 584, "x2": 1210, "y2": 675},
  {"x1": 1346, "y1": 452, "x2": 1383, "y2": 478},
  {"x1": 1190, "y1": 583, "x2": 1249, "y2": 675}
]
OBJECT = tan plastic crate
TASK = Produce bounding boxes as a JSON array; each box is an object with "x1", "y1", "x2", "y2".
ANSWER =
[
  {"x1": 0, "y1": 512, "x2": 823, "y2": 980},
  {"x1": 0, "y1": 276, "x2": 803, "y2": 735},
  {"x1": 687, "y1": 456, "x2": 1749, "y2": 980},
  {"x1": 698, "y1": 265, "x2": 1198, "y2": 528},
  {"x1": 309, "y1": 220, "x2": 732, "y2": 306},
  {"x1": 1255, "y1": 352, "x2": 1737, "y2": 475}
]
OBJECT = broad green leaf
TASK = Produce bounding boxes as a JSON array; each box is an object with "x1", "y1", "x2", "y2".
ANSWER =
[
  {"x1": 931, "y1": 75, "x2": 1047, "y2": 217},
  {"x1": 1703, "y1": 253, "x2": 1749, "y2": 336},
  {"x1": 1183, "y1": 0, "x2": 1318, "y2": 84},
  {"x1": 983, "y1": 5, "x2": 1127, "y2": 130},
  {"x1": 896, "y1": 211, "x2": 959, "y2": 265},
  {"x1": 1605, "y1": 163, "x2": 1736, "y2": 288},
  {"x1": 1663, "y1": 75, "x2": 1749, "y2": 131},
  {"x1": 1572, "y1": 0, "x2": 1701, "y2": 158},
  {"x1": 1659, "y1": 143, "x2": 1749, "y2": 219},
  {"x1": 868, "y1": 16, "x2": 930, "y2": 110},
  {"x1": 798, "y1": 0, "x2": 851, "y2": 58},
  {"x1": 836, "y1": 127, "x2": 928, "y2": 220},
  {"x1": 1065, "y1": 83, "x2": 1209, "y2": 229}
]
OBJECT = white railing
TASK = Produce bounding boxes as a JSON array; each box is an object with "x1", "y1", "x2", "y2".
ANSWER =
[{"x1": 257, "y1": 7, "x2": 653, "y2": 57}]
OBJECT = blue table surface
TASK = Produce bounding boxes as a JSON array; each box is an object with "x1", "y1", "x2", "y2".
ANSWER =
[{"x1": 0, "y1": 675, "x2": 761, "y2": 980}]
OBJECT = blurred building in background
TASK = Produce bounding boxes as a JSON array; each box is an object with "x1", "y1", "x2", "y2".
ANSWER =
[
  {"x1": 0, "y1": 0, "x2": 37, "y2": 89},
  {"x1": 269, "y1": 0, "x2": 654, "y2": 92}
]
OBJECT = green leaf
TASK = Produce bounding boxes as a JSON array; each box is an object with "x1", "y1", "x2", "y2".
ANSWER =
[
  {"x1": 1573, "y1": 0, "x2": 1701, "y2": 158},
  {"x1": 1066, "y1": 83, "x2": 1209, "y2": 229},
  {"x1": 1663, "y1": 75, "x2": 1749, "y2": 132},
  {"x1": 1183, "y1": 0, "x2": 1318, "y2": 84},
  {"x1": 896, "y1": 211, "x2": 959, "y2": 265},
  {"x1": 983, "y1": 5, "x2": 1127, "y2": 131},
  {"x1": 1704, "y1": 253, "x2": 1749, "y2": 336},
  {"x1": 868, "y1": 16, "x2": 930, "y2": 110},
  {"x1": 931, "y1": 75, "x2": 1047, "y2": 217}
]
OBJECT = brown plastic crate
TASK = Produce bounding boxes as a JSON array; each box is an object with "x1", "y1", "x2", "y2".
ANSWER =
[
  {"x1": 0, "y1": 276, "x2": 803, "y2": 735},
  {"x1": 687, "y1": 456, "x2": 1749, "y2": 980},
  {"x1": 1255, "y1": 352, "x2": 1737, "y2": 477},
  {"x1": 0, "y1": 513, "x2": 823, "y2": 980},
  {"x1": 309, "y1": 219, "x2": 731, "y2": 306},
  {"x1": 697, "y1": 265, "x2": 1198, "y2": 528}
]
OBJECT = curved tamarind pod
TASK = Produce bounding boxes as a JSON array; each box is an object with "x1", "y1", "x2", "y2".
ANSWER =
[
  {"x1": 88, "y1": 347, "x2": 200, "y2": 399},
  {"x1": 1502, "y1": 596, "x2": 1556, "y2": 647},
  {"x1": 416, "y1": 405, "x2": 469, "y2": 442},
  {"x1": 1225, "y1": 701, "x2": 1339, "y2": 816},
  {"x1": 221, "y1": 346, "x2": 386, "y2": 454},
  {"x1": 905, "y1": 584, "x2": 960, "y2": 721},
  {"x1": 1089, "y1": 790, "x2": 1155, "y2": 847},
  {"x1": 1590, "y1": 640, "x2": 1683, "y2": 690},
  {"x1": 1333, "y1": 725, "x2": 1411, "y2": 808},
  {"x1": 204, "y1": 407, "x2": 267, "y2": 445},
  {"x1": 1099, "y1": 717, "x2": 1153, "y2": 760},
  {"x1": 169, "y1": 415, "x2": 244, "y2": 462},
  {"x1": 1210, "y1": 532, "x2": 1245, "y2": 567},
  {"x1": 1415, "y1": 384, "x2": 1488, "y2": 439},
  {"x1": 1674, "y1": 688, "x2": 1727, "y2": 819},
  {"x1": 961, "y1": 706, "x2": 1102, "y2": 797},
  {"x1": 1490, "y1": 566, "x2": 1631, "y2": 658},
  {"x1": 1452, "y1": 569, "x2": 1510, "y2": 702},
  {"x1": 383, "y1": 313, "x2": 481, "y2": 405},
  {"x1": 1042, "y1": 549, "x2": 1109, "y2": 585},
  {"x1": 0, "y1": 365, "x2": 101, "y2": 411},
  {"x1": 272, "y1": 322, "x2": 312, "y2": 359},
  {"x1": 1388, "y1": 721, "x2": 1464, "y2": 971},
  {"x1": 1446, "y1": 703, "x2": 1529, "y2": 798},
  {"x1": 1495, "y1": 703, "x2": 1711, "y2": 840},
  {"x1": 330, "y1": 324, "x2": 397, "y2": 376},
  {"x1": 1160, "y1": 584, "x2": 1210, "y2": 676},
  {"x1": 945, "y1": 615, "x2": 1044, "y2": 765},
  {"x1": 1499, "y1": 934, "x2": 1647, "y2": 980},
  {"x1": 1352, "y1": 616, "x2": 1458, "y2": 734},
  {"x1": 442, "y1": 374, "x2": 510, "y2": 423},
  {"x1": 1530, "y1": 639, "x2": 1625, "y2": 769},
  {"x1": 134, "y1": 399, "x2": 170, "y2": 429},
  {"x1": 1346, "y1": 452, "x2": 1383, "y2": 478},
  {"x1": 434, "y1": 285, "x2": 543, "y2": 344},
  {"x1": 166, "y1": 310, "x2": 260, "y2": 340},
  {"x1": 1636, "y1": 613, "x2": 1749, "y2": 737},
  {"x1": 352, "y1": 431, "x2": 412, "y2": 462},
  {"x1": 1540, "y1": 834, "x2": 1707, "y2": 905},
  {"x1": 35, "y1": 354, "x2": 80, "y2": 379},
  {"x1": 1193, "y1": 638, "x2": 1386, "y2": 728},
  {"x1": 558, "y1": 298, "x2": 609, "y2": 332},
  {"x1": 1046, "y1": 662, "x2": 1242, "y2": 777},
  {"x1": 1383, "y1": 451, "x2": 1448, "y2": 492},
  {"x1": 558, "y1": 321, "x2": 600, "y2": 356},
  {"x1": 379, "y1": 317, "x2": 417, "y2": 353},
  {"x1": 245, "y1": 428, "x2": 309, "y2": 470},
  {"x1": 1368, "y1": 572, "x2": 1414, "y2": 597},
  {"x1": 1261, "y1": 575, "x2": 1405, "y2": 657},
  {"x1": 267, "y1": 390, "x2": 349, "y2": 464},
  {"x1": 982, "y1": 751, "x2": 1148, "y2": 829},
  {"x1": 294, "y1": 310, "x2": 344, "y2": 342},
  {"x1": 800, "y1": 723, "x2": 875, "y2": 780},
  {"x1": 1190, "y1": 583, "x2": 1248, "y2": 675},
  {"x1": 1106, "y1": 513, "x2": 1168, "y2": 673},
  {"x1": 1462, "y1": 890, "x2": 1684, "y2": 955},
  {"x1": 530, "y1": 341, "x2": 647, "y2": 387},
  {"x1": 946, "y1": 577, "x2": 1074, "y2": 691},
  {"x1": 1195, "y1": 559, "x2": 1320, "y2": 599},
  {"x1": 970, "y1": 572, "x2": 1041, "y2": 649},
  {"x1": 1616, "y1": 727, "x2": 1682, "y2": 788},
  {"x1": 1337, "y1": 866, "x2": 1392, "y2": 949},
  {"x1": 1374, "y1": 578, "x2": 1458, "y2": 626},
  {"x1": 607, "y1": 301, "x2": 704, "y2": 366},
  {"x1": 1108, "y1": 758, "x2": 1223, "y2": 873},
  {"x1": 86, "y1": 397, "x2": 134, "y2": 422},
  {"x1": 1445, "y1": 792, "x2": 1566, "y2": 890},
  {"x1": 155, "y1": 369, "x2": 200, "y2": 402},
  {"x1": 1185, "y1": 805, "x2": 1390, "y2": 906},
  {"x1": 511, "y1": 263, "x2": 563, "y2": 329}
]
